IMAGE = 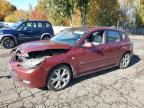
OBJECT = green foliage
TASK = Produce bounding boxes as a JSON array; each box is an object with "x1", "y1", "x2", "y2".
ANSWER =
[
  {"x1": 36, "y1": 0, "x2": 125, "y2": 26},
  {"x1": 88, "y1": 0, "x2": 124, "y2": 26},
  {"x1": 2, "y1": 0, "x2": 143, "y2": 27},
  {"x1": 46, "y1": 0, "x2": 69, "y2": 25},
  {"x1": 76, "y1": 0, "x2": 89, "y2": 26},
  {"x1": 138, "y1": 0, "x2": 144, "y2": 26},
  {"x1": 39, "y1": 0, "x2": 76, "y2": 26},
  {"x1": 2, "y1": 0, "x2": 130, "y2": 26}
]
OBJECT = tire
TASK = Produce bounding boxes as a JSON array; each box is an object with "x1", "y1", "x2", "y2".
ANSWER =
[
  {"x1": 42, "y1": 35, "x2": 50, "y2": 40},
  {"x1": 47, "y1": 65, "x2": 72, "y2": 91},
  {"x1": 119, "y1": 53, "x2": 131, "y2": 69},
  {"x1": 2, "y1": 37, "x2": 16, "y2": 49}
]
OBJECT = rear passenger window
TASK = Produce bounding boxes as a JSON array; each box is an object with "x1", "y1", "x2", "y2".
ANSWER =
[
  {"x1": 107, "y1": 30, "x2": 123, "y2": 43},
  {"x1": 37, "y1": 22, "x2": 43, "y2": 28}
]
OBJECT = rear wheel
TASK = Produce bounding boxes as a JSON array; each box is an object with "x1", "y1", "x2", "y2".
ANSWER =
[
  {"x1": 2, "y1": 37, "x2": 16, "y2": 49},
  {"x1": 42, "y1": 35, "x2": 50, "y2": 40},
  {"x1": 47, "y1": 65, "x2": 72, "y2": 91},
  {"x1": 119, "y1": 53, "x2": 131, "y2": 69}
]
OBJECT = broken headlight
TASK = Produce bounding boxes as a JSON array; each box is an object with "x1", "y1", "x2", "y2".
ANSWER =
[{"x1": 22, "y1": 58, "x2": 45, "y2": 69}]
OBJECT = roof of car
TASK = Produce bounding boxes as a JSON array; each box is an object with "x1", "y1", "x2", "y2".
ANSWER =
[
  {"x1": 21, "y1": 19, "x2": 49, "y2": 22},
  {"x1": 70, "y1": 27, "x2": 125, "y2": 33}
]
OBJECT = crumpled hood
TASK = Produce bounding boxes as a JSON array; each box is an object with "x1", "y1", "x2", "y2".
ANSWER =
[{"x1": 17, "y1": 40, "x2": 72, "y2": 54}]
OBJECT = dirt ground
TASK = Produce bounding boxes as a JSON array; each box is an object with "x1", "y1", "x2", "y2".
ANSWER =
[{"x1": 0, "y1": 36, "x2": 144, "y2": 108}]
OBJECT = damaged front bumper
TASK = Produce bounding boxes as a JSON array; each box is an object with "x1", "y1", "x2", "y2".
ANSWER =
[
  {"x1": 9, "y1": 47, "x2": 69, "y2": 88},
  {"x1": 10, "y1": 57, "x2": 48, "y2": 88}
]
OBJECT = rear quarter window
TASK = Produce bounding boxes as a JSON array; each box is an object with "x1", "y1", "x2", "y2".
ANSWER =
[
  {"x1": 45, "y1": 22, "x2": 51, "y2": 28},
  {"x1": 120, "y1": 32, "x2": 126, "y2": 40}
]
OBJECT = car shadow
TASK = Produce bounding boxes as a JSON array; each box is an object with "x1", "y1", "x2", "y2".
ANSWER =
[
  {"x1": 69, "y1": 54, "x2": 141, "y2": 87},
  {"x1": 129, "y1": 54, "x2": 141, "y2": 66}
]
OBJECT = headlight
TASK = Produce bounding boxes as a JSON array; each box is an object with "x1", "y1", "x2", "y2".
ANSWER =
[{"x1": 22, "y1": 58, "x2": 45, "y2": 69}]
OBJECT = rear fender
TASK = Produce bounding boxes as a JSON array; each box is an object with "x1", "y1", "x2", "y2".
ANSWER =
[{"x1": 41, "y1": 33, "x2": 52, "y2": 40}]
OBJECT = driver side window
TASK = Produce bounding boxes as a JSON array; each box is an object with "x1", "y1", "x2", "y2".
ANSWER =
[
  {"x1": 18, "y1": 22, "x2": 33, "y2": 31},
  {"x1": 18, "y1": 23, "x2": 26, "y2": 31},
  {"x1": 85, "y1": 30, "x2": 104, "y2": 45}
]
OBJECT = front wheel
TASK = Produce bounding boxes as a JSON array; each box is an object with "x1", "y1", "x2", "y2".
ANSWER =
[
  {"x1": 47, "y1": 65, "x2": 72, "y2": 91},
  {"x1": 119, "y1": 53, "x2": 131, "y2": 69},
  {"x1": 2, "y1": 37, "x2": 16, "y2": 49}
]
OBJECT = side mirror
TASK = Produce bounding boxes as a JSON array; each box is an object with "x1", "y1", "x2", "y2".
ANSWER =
[{"x1": 82, "y1": 42, "x2": 93, "y2": 48}]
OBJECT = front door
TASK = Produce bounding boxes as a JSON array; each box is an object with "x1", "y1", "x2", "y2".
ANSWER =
[
  {"x1": 76, "y1": 30, "x2": 108, "y2": 74},
  {"x1": 17, "y1": 22, "x2": 34, "y2": 43}
]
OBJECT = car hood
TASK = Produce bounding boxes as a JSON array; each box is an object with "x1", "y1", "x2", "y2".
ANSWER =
[
  {"x1": 0, "y1": 28, "x2": 15, "y2": 33},
  {"x1": 17, "y1": 40, "x2": 72, "y2": 54}
]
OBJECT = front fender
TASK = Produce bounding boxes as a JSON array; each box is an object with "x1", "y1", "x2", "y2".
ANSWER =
[
  {"x1": 1, "y1": 34, "x2": 17, "y2": 44},
  {"x1": 40, "y1": 54, "x2": 77, "y2": 77}
]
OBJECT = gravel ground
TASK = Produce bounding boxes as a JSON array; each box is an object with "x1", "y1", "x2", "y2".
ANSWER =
[{"x1": 0, "y1": 36, "x2": 144, "y2": 108}]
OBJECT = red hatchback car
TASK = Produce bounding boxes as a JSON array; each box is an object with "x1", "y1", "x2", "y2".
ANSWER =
[{"x1": 10, "y1": 27, "x2": 133, "y2": 91}]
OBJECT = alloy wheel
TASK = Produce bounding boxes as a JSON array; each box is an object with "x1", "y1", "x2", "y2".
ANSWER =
[
  {"x1": 120, "y1": 53, "x2": 130, "y2": 69},
  {"x1": 48, "y1": 65, "x2": 71, "y2": 91}
]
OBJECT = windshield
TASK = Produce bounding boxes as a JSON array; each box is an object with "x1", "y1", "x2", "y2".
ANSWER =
[
  {"x1": 50, "y1": 29, "x2": 88, "y2": 46},
  {"x1": 10, "y1": 21, "x2": 22, "y2": 30}
]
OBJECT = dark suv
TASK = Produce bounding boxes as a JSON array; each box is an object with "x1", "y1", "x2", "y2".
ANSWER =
[{"x1": 0, "y1": 20, "x2": 54, "y2": 48}]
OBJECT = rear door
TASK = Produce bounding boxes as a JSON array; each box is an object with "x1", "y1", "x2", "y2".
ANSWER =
[
  {"x1": 28, "y1": 22, "x2": 46, "y2": 41},
  {"x1": 37, "y1": 22, "x2": 45, "y2": 39},
  {"x1": 30, "y1": 22, "x2": 41, "y2": 41},
  {"x1": 104, "y1": 30, "x2": 125, "y2": 66}
]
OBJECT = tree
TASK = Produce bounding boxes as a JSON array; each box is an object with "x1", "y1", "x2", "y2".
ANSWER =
[
  {"x1": 36, "y1": 0, "x2": 70, "y2": 26},
  {"x1": 5, "y1": 10, "x2": 27, "y2": 22},
  {"x1": 0, "y1": 0, "x2": 16, "y2": 21},
  {"x1": 72, "y1": 9, "x2": 81, "y2": 26},
  {"x1": 42, "y1": 0, "x2": 76, "y2": 26},
  {"x1": 34, "y1": 0, "x2": 127, "y2": 27},
  {"x1": 76, "y1": 0, "x2": 89, "y2": 26},
  {"x1": 87, "y1": 0, "x2": 124, "y2": 26},
  {"x1": 29, "y1": 8, "x2": 47, "y2": 20},
  {"x1": 137, "y1": 0, "x2": 144, "y2": 26},
  {"x1": 58, "y1": 0, "x2": 76, "y2": 26}
]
